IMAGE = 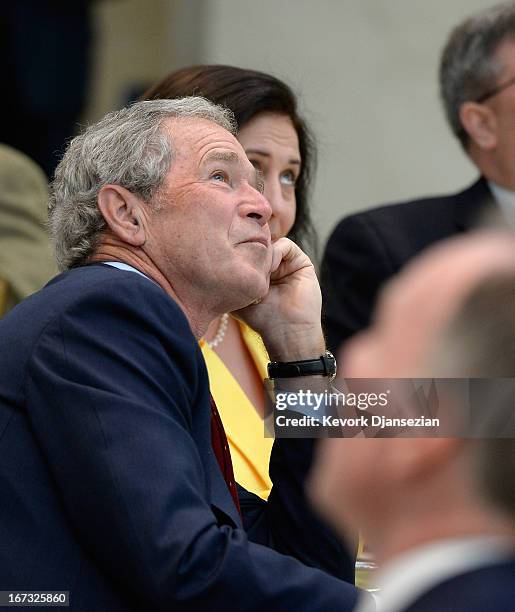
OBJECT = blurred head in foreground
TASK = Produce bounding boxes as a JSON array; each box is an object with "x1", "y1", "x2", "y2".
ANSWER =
[{"x1": 311, "y1": 229, "x2": 515, "y2": 562}]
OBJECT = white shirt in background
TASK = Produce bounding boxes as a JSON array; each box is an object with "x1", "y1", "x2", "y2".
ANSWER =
[{"x1": 488, "y1": 180, "x2": 515, "y2": 229}]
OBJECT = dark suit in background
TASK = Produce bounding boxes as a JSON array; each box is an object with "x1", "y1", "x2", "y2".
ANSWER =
[
  {"x1": 321, "y1": 178, "x2": 492, "y2": 353},
  {"x1": 0, "y1": 264, "x2": 359, "y2": 611},
  {"x1": 404, "y1": 559, "x2": 515, "y2": 612}
]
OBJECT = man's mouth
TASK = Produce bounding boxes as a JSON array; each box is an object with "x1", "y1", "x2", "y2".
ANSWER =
[{"x1": 240, "y1": 236, "x2": 270, "y2": 248}]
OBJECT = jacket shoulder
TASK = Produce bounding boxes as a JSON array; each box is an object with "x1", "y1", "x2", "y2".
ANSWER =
[
  {"x1": 333, "y1": 183, "x2": 475, "y2": 235},
  {"x1": 326, "y1": 179, "x2": 488, "y2": 262},
  {"x1": 27, "y1": 264, "x2": 187, "y2": 325},
  {"x1": 0, "y1": 265, "x2": 196, "y2": 388}
]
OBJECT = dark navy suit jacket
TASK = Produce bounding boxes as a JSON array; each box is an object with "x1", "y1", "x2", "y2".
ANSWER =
[
  {"x1": 0, "y1": 264, "x2": 359, "y2": 611},
  {"x1": 404, "y1": 559, "x2": 515, "y2": 612},
  {"x1": 321, "y1": 178, "x2": 493, "y2": 353}
]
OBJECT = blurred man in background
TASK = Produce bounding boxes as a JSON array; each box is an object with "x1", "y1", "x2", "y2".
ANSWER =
[
  {"x1": 322, "y1": 1, "x2": 515, "y2": 353},
  {"x1": 0, "y1": 144, "x2": 55, "y2": 315},
  {"x1": 312, "y1": 229, "x2": 515, "y2": 612}
]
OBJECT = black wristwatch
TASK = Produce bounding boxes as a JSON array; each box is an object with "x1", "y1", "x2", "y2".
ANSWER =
[{"x1": 267, "y1": 350, "x2": 337, "y2": 382}]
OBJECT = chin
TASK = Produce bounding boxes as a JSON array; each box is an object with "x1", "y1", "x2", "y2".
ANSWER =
[
  {"x1": 225, "y1": 273, "x2": 269, "y2": 311},
  {"x1": 247, "y1": 271, "x2": 269, "y2": 299},
  {"x1": 251, "y1": 274, "x2": 269, "y2": 298}
]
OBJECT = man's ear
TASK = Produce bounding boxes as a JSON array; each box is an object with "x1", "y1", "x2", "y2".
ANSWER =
[
  {"x1": 97, "y1": 185, "x2": 147, "y2": 246},
  {"x1": 459, "y1": 102, "x2": 498, "y2": 150}
]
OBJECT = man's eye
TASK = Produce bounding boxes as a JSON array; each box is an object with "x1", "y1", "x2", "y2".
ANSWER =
[
  {"x1": 280, "y1": 170, "x2": 297, "y2": 186},
  {"x1": 211, "y1": 171, "x2": 229, "y2": 183}
]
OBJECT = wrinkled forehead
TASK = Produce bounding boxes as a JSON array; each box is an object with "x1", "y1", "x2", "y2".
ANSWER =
[
  {"x1": 163, "y1": 116, "x2": 243, "y2": 159},
  {"x1": 160, "y1": 116, "x2": 260, "y2": 191}
]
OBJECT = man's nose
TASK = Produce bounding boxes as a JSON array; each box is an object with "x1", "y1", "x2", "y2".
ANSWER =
[{"x1": 240, "y1": 184, "x2": 272, "y2": 226}]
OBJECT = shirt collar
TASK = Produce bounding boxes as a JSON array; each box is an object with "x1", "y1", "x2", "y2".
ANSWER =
[
  {"x1": 488, "y1": 180, "x2": 515, "y2": 228},
  {"x1": 101, "y1": 261, "x2": 162, "y2": 290}
]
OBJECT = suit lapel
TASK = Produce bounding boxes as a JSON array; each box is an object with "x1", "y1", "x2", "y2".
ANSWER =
[
  {"x1": 206, "y1": 450, "x2": 243, "y2": 527},
  {"x1": 190, "y1": 378, "x2": 243, "y2": 528}
]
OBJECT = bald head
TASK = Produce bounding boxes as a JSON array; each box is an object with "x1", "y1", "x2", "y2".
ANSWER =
[{"x1": 311, "y1": 229, "x2": 515, "y2": 556}]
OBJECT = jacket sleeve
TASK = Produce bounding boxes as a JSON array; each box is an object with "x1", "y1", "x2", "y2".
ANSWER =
[
  {"x1": 321, "y1": 212, "x2": 397, "y2": 353},
  {"x1": 25, "y1": 278, "x2": 360, "y2": 612}
]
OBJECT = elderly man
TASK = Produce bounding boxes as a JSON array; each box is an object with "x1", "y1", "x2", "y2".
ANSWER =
[
  {"x1": 0, "y1": 98, "x2": 360, "y2": 611},
  {"x1": 312, "y1": 229, "x2": 515, "y2": 612},
  {"x1": 322, "y1": 1, "x2": 515, "y2": 353}
]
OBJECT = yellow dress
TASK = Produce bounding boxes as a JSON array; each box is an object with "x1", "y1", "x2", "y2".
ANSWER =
[{"x1": 200, "y1": 320, "x2": 273, "y2": 500}]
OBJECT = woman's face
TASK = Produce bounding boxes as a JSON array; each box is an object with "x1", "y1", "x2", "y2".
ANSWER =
[{"x1": 237, "y1": 112, "x2": 301, "y2": 241}]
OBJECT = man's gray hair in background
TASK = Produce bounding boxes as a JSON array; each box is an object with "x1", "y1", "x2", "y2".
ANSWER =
[
  {"x1": 440, "y1": 1, "x2": 515, "y2": 148},
  {"x1": 48, "y1": 97, "x2": 237, "y2": 271}
]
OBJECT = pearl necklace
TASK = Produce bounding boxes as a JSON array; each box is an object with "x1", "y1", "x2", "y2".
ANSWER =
[{"x1": 206, "y1": 313, "x2": 229, "y2": 348}]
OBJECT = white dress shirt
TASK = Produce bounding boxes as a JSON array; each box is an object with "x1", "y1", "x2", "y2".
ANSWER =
[
  {"x1": 488, "y1": 180, "x2": 515, "y2": 228},
  {"x1": 102, "y1": 261, "x2": 152, "y2": 281},
  {"x1": 354, "y1": 536, "x2": 514, "y2": 612}
]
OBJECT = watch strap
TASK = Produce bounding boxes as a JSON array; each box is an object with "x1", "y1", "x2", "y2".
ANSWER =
[{"x1": 267, "y1": 351, "x2": 336, "y2": 380}]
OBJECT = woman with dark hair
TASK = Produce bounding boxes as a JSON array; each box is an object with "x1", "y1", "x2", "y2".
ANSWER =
[{"x1": 142, "y1": 65, "x2": 318, "y2": 501}]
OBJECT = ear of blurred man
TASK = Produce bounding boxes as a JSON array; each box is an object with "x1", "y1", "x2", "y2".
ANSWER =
[{"x1": 459, "y1": 102, "x2": 498, "y2": 151}]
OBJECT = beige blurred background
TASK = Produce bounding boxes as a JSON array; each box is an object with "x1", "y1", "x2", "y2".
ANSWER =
[{"x1": 86, "y1": 0, "x2": 496, "y2": 247}]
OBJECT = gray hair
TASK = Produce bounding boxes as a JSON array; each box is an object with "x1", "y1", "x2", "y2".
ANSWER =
[
  {"x1": 48, "y1": 97, "x2": 236, "y2": 270},
  {"x1": 439, "y1": 1, "x2": 515, "y2": 148}
]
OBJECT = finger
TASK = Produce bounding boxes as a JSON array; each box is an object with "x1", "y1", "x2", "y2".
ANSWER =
[
  {"x1": 270, "y1": 238, "x2": 292, "y2": 274},
  {"x1": 270, "y1": 237, "x2": 311, "y2": 279}
]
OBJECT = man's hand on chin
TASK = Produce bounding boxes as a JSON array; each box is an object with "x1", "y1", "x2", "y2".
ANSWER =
[{"x1": 236, "y1": 238, "x2": 325, "y2": 361}]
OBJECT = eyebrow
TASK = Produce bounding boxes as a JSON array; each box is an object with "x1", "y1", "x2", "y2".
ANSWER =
[
  {"x1": 202, "y1": 150, "x2": 242, "y2": 165},
  {"x1": 244, "y1": 148, "x2": 301, "y2": 165}
]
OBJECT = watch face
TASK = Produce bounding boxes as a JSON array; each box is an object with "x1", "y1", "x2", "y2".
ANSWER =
[{"x1": 325, "y1": 350, "x2": 337, "y2": 381}]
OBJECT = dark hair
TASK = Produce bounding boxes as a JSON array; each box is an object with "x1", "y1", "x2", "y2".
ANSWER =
[{"x1": 142, "y1": 65, "x2": 318, "y2": 257}]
